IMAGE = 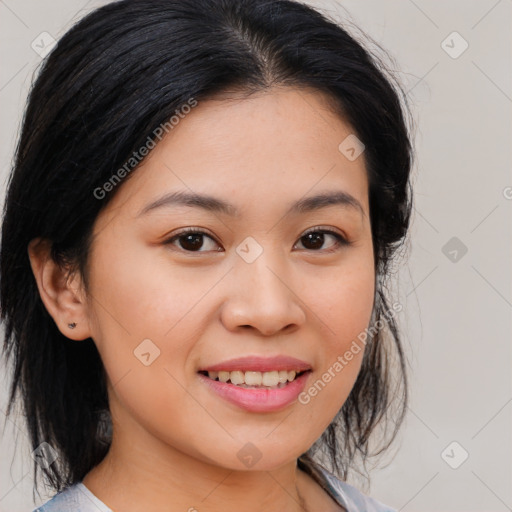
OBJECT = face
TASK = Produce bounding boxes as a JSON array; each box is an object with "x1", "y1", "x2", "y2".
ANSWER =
[{"x1": 83, "y1": 87, "x2": 375, "y2": 471}]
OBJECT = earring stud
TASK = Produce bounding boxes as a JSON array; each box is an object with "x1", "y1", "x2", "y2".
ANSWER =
[{"x1": 68, "y1": 322, "x2": 77, "y2": 329}]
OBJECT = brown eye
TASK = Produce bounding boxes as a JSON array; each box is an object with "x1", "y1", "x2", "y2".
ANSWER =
[
  {"x1": 295, "y1": 229, "x2": 350, "y2": 252},
  {"x1": 163, "y1": 228, "x2": 221, "y2": 253}
]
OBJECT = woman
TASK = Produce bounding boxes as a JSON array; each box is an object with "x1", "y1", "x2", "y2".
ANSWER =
[{"x1": 0, "y1": 0, "x2": 414, "y2": 510}]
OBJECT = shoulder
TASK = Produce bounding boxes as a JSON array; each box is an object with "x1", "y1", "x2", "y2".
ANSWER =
[
  {"x1": 33, "y1": 483, "x2": 113, "y2": 512},
  {"x1": 316, "y1": 465, "x2": 397, "y2": 512}
]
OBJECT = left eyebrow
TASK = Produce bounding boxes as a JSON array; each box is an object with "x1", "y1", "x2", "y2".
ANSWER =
[{"x1": 136, "y1": 189, "x2": 366, "y2": 219}]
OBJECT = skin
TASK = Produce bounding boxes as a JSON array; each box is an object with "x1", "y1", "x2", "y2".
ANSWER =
[{"x1": 28, "y1": 86, "x2": 375, "y2": 512}]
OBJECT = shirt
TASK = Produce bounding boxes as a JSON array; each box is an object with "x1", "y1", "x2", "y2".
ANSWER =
[{"x1": 34, "y1": 456, "x2": 396, "y2": 512}]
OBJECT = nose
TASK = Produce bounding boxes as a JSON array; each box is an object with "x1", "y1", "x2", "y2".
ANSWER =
[{"x1": 220, "y1": 250, "x2": 306, "y2": 337}]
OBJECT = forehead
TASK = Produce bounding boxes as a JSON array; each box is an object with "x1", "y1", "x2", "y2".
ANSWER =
[{"x1": 99, "y1": 86, "x2": 369, "y2": 223}]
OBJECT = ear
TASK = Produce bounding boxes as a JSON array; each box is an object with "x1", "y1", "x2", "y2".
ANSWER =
[{"x1": 27, "y1": 237, "x2": 92, "y2": 341}]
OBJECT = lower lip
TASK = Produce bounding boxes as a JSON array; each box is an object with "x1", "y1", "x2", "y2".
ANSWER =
[{"x1": 197, "y1": 371, "x2": 311, "y2": 413}]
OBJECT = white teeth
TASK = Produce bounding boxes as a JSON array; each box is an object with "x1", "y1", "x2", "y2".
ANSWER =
[
  {"x1": 229, "y1": 370, "x2": 244, "y2": 385},
  {"x1": 262, "y1": 370, "x2": 279, "y2": 386},
  {"x1": 245, "y1": 371, "x2": 262, "y2": 386},
  {"x1": 206, "y1": 369, "x2": 303, "y2": 387},
  {"x1": 218, "y1": 371, "x2": 229, "y2": 383},
  {"x1": 278, "y1": 370, "x2": 289, "y2": 383}
]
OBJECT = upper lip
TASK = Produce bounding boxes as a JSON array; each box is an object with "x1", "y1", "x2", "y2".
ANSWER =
[{"x1": 198, "y1": 355, "x2": 312, "y2": 373}]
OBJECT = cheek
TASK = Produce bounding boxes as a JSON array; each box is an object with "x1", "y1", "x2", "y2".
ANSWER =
[
  {"x1": 311, "y1": 253, "x2": 375, "y2": 350},
  {"x1": 85, "y1": 242, "x2": 210, "y2": 409},
  {"x1": 86, "y1": 244, "x2": 204, "y2": 441},
  {"x1": 297, "y1": 255, "x2": 375, "y2": 421},
  {"x1": 324, "y1": 273, "x2": 375, "y2": 343},
  {"x1": 88, "y1": 239, "x2": 210, "y2": 347}
]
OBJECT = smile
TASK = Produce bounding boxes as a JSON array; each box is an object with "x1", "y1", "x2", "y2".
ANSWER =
[
  {"x1": 199, "y1": 369, "x2": 307, "y2": 389},
  {"x1": 197, "y1": 370, "x2": 312, "y2": 412}
]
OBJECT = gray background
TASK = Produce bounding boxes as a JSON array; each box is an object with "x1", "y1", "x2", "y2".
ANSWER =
[{"x1": 1, "y1": 1, "x2": 511, "y2": 511}]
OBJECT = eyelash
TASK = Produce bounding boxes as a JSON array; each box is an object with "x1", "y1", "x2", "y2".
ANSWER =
[{"x1": 162, "y1": 226, "x2": 352, "y2": 254}]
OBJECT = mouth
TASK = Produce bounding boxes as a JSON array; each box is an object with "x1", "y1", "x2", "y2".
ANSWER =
[
  {"x1": 197, "y1": 369, "x2": 311, "y2": 389},
  {"x1": 197, "y1": 367, "x2": 312, "y2": 412}
]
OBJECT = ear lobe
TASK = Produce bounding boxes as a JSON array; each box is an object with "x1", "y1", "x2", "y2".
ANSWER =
[{"x1": 27, "y1": 237, "x2": 92, "y2": 341}]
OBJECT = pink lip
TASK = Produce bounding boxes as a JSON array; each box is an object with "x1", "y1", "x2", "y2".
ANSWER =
[
  {"x1": 198, "y1": 355, "x2": 312, "y2": 373},
  {"x1": 197, "y1": 370, "x2": 311, "y2": 413}
]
